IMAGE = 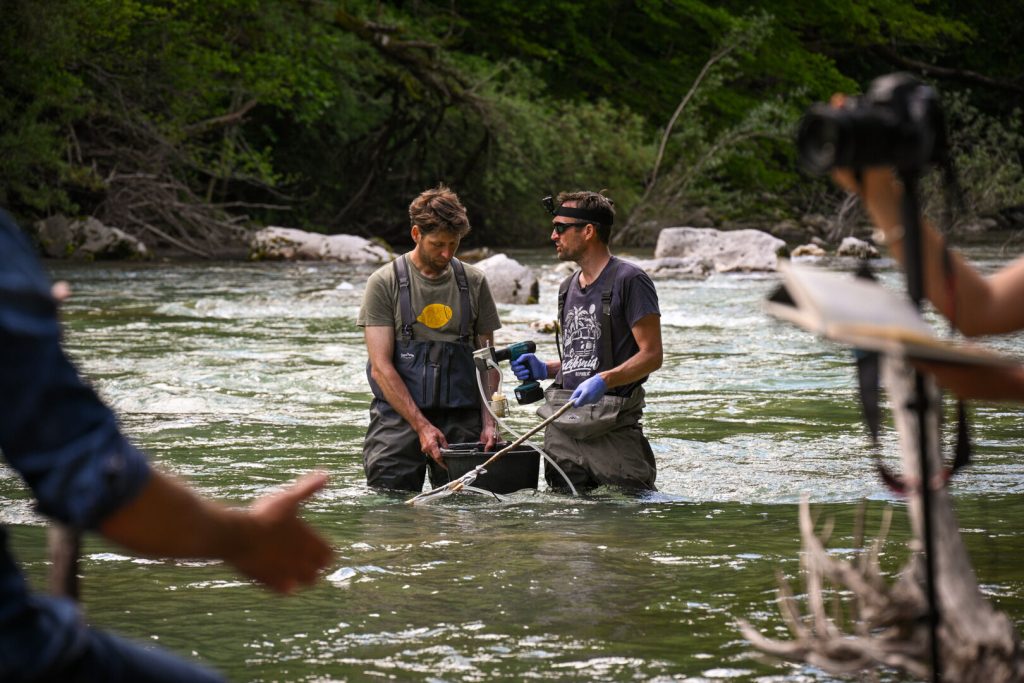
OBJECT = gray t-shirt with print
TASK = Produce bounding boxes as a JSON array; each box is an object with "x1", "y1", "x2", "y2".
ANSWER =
[{"x1": 557, "y1": 256, "x2": 660, "y2": 396}]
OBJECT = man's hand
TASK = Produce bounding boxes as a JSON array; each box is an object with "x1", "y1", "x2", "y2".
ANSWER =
[
  {"x1": 570, "y1": 374, "x2": 607, "y2": 407},
  {"x1": 417, "y1": 422, "x2": 448, "y2": 468},
  {"x1": 479, "y1": 420, "x2": 498, "y2": 452},
  {"x1": 226, "y1": 471, "x2": 333, "y2": 594},
  {"x1": 512, "y1": 353, "x2": 547, "y2": 381}
]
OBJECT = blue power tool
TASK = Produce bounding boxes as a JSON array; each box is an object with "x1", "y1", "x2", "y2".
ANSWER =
[{"x1": 491, "y1": 341, "x2": 544, "y2": 404}]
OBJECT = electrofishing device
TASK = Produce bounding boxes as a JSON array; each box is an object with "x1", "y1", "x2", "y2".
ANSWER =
[
  {"x1": 474, "y1": 340, "x2": 545, "y2": 405},
  {"x1": 494, "y1": 341, "x2": 544, "y2": 405},
  {"x1": 465, "y1": 342, "x2": 580, "y2": 499}
]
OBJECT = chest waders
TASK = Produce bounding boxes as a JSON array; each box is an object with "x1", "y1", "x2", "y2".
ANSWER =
[{"x1": 366, "y1": 256, "x2": 479, "y2": 410}]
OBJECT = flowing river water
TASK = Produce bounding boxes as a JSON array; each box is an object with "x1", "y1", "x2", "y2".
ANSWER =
[{"x1": 5, "y1": 246, "x2": 1024, "y2": 682}]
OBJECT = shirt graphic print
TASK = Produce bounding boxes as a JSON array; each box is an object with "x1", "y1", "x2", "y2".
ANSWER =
[
  {"x1": 417, "y1": 303, "x2": 452, "y2": 329},
  {"x1": 562, "y1": 302, "x2": 601, "y2": 380}
]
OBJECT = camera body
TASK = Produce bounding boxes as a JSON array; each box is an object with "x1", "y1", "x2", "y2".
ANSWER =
[{"x1": 796, "y1": 72, "x2": 947, "y2": 175}]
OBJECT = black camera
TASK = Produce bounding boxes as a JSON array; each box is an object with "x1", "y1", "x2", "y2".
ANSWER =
[{"x1": 796, "y1": 72, "x2": 948, "y2": 175}]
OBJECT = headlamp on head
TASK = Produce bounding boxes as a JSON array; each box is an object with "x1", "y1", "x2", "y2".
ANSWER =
[{"x1": 541, "y1": 195, "x2": 556, "y2": 216}]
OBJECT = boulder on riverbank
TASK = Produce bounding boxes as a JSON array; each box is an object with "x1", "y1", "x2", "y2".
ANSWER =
[
  {"x1": 655, "y1": 227, "x2": 788, "y2": 272},
  {"x1": 836, "y1": 236, "x2": 880, "y2": 259},
  {"x1": 632, "y1": 255, "x2": 714, "y2": 279},
  {"x1": 791, "y1": 243, "x2": 827, "y2": 258},
  {"x1": 249, "y1": 226, "x2": 389, "y2": 263},
  {"x1": 32, "y1": 215, "x2": 150, "y2": 260},
  {"x1": 473, "y1": 253, "x2": 538, "y2": 304}
]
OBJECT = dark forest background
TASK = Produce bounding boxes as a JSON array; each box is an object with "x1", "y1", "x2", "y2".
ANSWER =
[{"x1": 2, "y1": 0, "x2": 1022, "y2": 254}]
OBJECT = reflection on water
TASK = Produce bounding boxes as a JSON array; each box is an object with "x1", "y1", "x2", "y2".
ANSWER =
[{"x1": 5, "y1": 250, "x2": 1024, "y2": 681}]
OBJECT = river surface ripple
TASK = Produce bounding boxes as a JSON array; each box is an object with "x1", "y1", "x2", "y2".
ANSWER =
[{"x1": 4, "y1": 247, "x2": 1024, "y2": 682}]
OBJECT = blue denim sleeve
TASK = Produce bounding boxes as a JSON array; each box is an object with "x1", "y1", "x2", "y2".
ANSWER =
[{"x1": 0, "y1": 211, "x2": 151, "y2": 530}]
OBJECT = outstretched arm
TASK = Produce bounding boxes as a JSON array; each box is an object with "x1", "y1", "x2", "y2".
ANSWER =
[
  {"x1": 100, "y1": 470, "x2": 332, "y2": 594},
  {"x1": 912, "y1": 360, "x2": 1024, "y2": 402},
  {"x1": 833, "y1": 167, "x2": 1024, "y2": 337}
]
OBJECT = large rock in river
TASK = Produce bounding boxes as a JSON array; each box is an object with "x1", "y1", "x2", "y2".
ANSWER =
[
  {"x1": 836, "y1": 236, "x2": 880, "y2": 259},
  {"x1": 33, "y1": 215, "x2": 149, "y2": 260},
  {"x1": 655, "y1": 227, "x2": 787, "y2": 272},
  {"x1": 472, "y1": 253, "x2": 539, "y2": 304},
  {"x1": 631, "y1": 256, "x2": 713, "y2": 280},
  {"x1": 250, "y1": 227, "x2": 389, "y2": 263}
]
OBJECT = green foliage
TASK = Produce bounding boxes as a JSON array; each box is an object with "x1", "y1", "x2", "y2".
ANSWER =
[
  {"x1": 0, "y1": 0, "x2": 90, "y2": 213},
  {"x1": 921, "y1": 90, "x2": 1024, "y2": 226},
  {"x1": 0, "y1": 0, "x2": 1019, "y2": 249},
  {"x1": 468, "y1": 61, "x2": 653, "y2": 242}
]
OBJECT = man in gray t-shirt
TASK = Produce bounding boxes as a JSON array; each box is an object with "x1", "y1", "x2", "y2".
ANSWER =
[{"x1": 513, "y1": 190, "x2": 662, "y2": 491}]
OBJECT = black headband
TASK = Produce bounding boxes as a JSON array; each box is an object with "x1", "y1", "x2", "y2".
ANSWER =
[
  {"x1": 554, "y1": 204, "x2": 614, "y2": 226},
  {"x1": 542, "y1": 195, "x2": 614, "y2": 226}
]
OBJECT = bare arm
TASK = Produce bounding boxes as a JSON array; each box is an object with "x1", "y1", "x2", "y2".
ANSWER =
[
  {"x1": 834, "y1": 169, "x2": 1024, "y2": 337},
  {"x1": 365, "y1": 325, "x2": 447, "y2": 465},
  {"x1": 100, "y1": 470, "x2": 332, "y2": 594},
  {"x1": 913, "y1": 360, "x2": 1024, "y2": 402},
  {"x1": 598, "y1": 313, "x2": 663, "y2": 389}
]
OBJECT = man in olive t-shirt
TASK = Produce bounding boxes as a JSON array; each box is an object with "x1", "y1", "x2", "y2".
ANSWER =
[{"x1": 357, "y1": 185, "x2": 502, "y2": 491}]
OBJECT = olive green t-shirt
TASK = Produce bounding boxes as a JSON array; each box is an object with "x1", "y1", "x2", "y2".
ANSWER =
[{"x1": 358, "y1": 254, "x2": 502, "y2": 342}]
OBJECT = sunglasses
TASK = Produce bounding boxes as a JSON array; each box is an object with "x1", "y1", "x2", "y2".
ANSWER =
[{"x1": 552, "y1": 221, "x2": 588, "y2": 234}]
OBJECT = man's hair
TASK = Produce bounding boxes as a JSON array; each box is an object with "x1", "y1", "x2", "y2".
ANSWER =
[
  {"x1": 409, "y1": 184, "x2": 471, "y2": 238},
  {"x1": 557, "y1": 190, "x2": 615, "y2": 243}
]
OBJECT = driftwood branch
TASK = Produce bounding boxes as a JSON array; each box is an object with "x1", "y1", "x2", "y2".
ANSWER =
[{"x1": 741, "y1": 355, "x2": 1024, "y2": 682}]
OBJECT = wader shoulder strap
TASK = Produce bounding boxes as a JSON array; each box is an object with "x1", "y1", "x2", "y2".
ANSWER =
[
  {"x1": 394, "y1": 256, "x2": 472, "y2": 343},
  {"x1": 393, "y1": 256, "x2": 415, "y2": 341},
  {"x1": 556, "y1": 270, "x2": 580, "y2": 331},
  {"x1": 450, "y1": 257, "x2": 471, "y2": 343},
  {"x1": 599, "y1": 258, "x2": 620, "y2": 369},
  {"x1": 557, "y1": 271, "x2": 579, "y2": 363}
]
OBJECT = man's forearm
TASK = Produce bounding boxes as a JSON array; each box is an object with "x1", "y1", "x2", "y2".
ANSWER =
[
  {"x1": 599, "y1": 349, "x2": 661, "y2": 390},
  {"x1": 546, "y1": 359, "x2": 562, "y2": 379},
  {"x1": 100, "y1": 470, "x2": 247, "y2": 559},
  {"x1": 479, "y1": 366, "x2": 500, "y2": 426},
  {"x1": 101, "y1": 469, "x2": 332, "y2": 594}
]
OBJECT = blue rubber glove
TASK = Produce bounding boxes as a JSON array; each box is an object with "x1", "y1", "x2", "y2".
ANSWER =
[
  {"x1": 570, "y1": 374, "x2": 607, "y2": 407},
  {"x1": 511, "y1": 353, "x2": 547, "y2": 381}
]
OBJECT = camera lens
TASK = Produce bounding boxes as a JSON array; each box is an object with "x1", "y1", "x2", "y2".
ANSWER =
[{"x1": 795, "y1": 74, "x2": 946, "y2": 175}]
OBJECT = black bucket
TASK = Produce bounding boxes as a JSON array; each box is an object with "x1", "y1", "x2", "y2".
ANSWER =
[{"x1": 441, "y1": 442, "x2": 540, "y2": 494}]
